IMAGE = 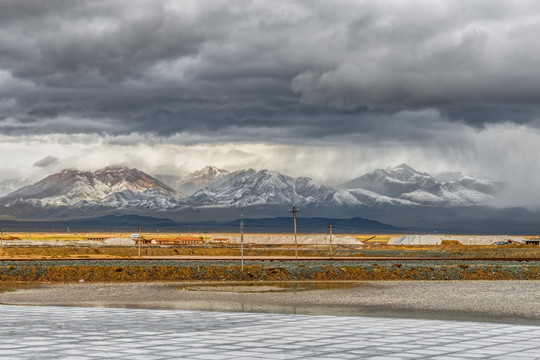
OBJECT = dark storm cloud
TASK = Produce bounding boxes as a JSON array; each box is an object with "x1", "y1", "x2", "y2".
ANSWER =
[
  {"x1": 2, "y1": 0, "x2": 540, "y2": 142},
  {"x1": 33, "y1": 155, "x2": 58, "y2": 168}
]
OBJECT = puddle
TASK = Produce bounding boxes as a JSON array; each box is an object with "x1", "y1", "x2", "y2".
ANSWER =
[{"x1": 178, "y1": 281, "x2": 362, "y2": 293}]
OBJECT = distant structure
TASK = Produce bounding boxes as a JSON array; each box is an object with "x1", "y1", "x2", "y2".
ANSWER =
[
  {"x1": 152, "y1": 237, "x2": 203, "y2": 245},
  {"x1": 211, "y1": 237, "x2": 231, "y2": 244},
  {"x1": 86, "y1": 236, "x2": 106, "y2": 241},
  {"x1": 130, "y1": 233, "x2": 141, "y2": 241}
]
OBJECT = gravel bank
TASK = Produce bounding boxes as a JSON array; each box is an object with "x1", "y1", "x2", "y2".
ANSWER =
[{"x1": 1, "y1": 259, "x2": 539, "y2": 281}]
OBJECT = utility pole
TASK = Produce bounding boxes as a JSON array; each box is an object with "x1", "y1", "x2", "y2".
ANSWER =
[
  {"x1": 289, "y1": 205, "x2": 299, "y2": 259},
  {"x1": 138, "y1": 225, "x2": 142, "y2": 257},
  {"x1": 240, "y1": 215, "x2": 244, "y2": 270},
  {"x1": 329, "y1": 223, "x2": 334, "y2": 258}
]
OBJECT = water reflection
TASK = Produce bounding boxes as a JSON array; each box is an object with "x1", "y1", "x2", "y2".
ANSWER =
[
  {"x1": 0, "y1": 282, "x2": 45, "y2": 294},
  {"x1": 177, "y1": 281, "x2": 362, "y2": 293}
]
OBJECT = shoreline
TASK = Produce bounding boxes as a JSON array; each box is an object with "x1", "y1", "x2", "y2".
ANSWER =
[{"x1": 1, "y1": 280, "x2": 539, "y2": 325}]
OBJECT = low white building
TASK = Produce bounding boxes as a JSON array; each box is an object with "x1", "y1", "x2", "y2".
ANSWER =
[{"x1": 389, "y1": 235, "x2": 527, "y2": 246}]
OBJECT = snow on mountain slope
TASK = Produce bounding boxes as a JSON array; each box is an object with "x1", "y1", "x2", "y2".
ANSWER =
[
  {"x1": 0, "y1": 178, "x2": 31, "y2": 197},
  {"x1": 0, "y1": 166, "x2": 185, "y2": 210},
  {"x1": 340, "y1": 164, "x2": 439, "y2": 197},
  {"x1": 348, "y1": 188, "x2": 418, "y2": 207},
  {"x1": 339, "y1": 164, "x2": 499, "y2": 206},
  {"x1": 436, "y1": 172, "x2": 503, "y2": 195},
  {"x1": 186, "y1": 169, "x2": 363, "y2": 208},
  {"x1": 400, "y1": 189, "x2": 446, "y2": 204},
  {"x1": 176, "y1": 166, "x2": 230, "y2": 195},
  {"x1": 184, "y1": 167, "x2": 420, "y2": 209}
]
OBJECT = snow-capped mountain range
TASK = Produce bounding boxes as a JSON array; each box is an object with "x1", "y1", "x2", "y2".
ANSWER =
[{"x1": 0, "y1": 164, "x2": 502, "y2": 218}]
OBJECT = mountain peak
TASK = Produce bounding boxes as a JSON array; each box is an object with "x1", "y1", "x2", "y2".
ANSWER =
[
  {"x1": 96, "y1": 165, "x2": 131, "y2": 173},
  {"x1": 195, "y1": 166, "x2": 229, "y2": 176},
  {"x1": 386, "y1": 164, "x2": 432, "y2": 180},
  {"x1": 59, "y1": 168, "x2": 82, "y2": 175},
  {"x1": 388, "y1": 163, "x2": 416, "y2": 172},
  {"x1": 175, "y1": 166, "x2": 230, "y2": 195}
]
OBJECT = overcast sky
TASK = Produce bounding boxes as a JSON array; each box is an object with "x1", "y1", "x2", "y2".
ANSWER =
[{"x1": 1, "y1": 1, "x2": 540, "y2": 207}]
